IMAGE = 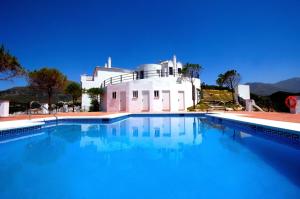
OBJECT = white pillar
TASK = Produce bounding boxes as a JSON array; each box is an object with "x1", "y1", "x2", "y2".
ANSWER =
[{"x1": 0, "y1": 100, "x2": 9, "y2": 117}]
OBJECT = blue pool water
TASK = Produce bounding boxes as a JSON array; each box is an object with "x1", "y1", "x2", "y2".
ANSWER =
[{"x1": 0, "y1": 116, "x2": 300, "y2": 199}]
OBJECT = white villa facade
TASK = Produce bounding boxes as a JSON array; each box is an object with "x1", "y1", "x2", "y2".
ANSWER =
[{"x1": 81, "y1": 56, "x2": 201, "y2": 112}]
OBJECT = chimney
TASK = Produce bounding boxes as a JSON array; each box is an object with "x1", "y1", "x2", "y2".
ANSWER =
[
  {"x1": 104, "y1": 63, "x2": 107, "y2": 68},
  {"x1": 173, "y1": 55, "x2": 177, "y2": 70},
  {"x1": 108, "y1": 57, "x2": 112, "y2": 68}
]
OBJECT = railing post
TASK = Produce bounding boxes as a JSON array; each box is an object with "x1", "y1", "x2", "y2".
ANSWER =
[
  {"x1": 120, "y1": 75, "x2": 122, "y2": 83},
  {"x1": 110, "y1": 77, "x2": 112, "y2": 84},
  {"x1": 104, "y1": 81, "x2": 105, "y2": 87}
]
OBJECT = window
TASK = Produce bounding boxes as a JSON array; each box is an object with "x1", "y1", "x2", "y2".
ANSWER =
[
  {"x1": 169, "y1": 67, "x2": 173, "y2": 75},
  {"x1": 112, "y1": 92, "x2": 117, "y2": 99},
  {"x1": 154, "y1": 128, "x2": 160, "y2": 137},
  {"x1": 132, "y1": 127, "x2": 138, "y2": 137},
  {"x1": 154, "y1": 90, "x2": 159, "y2": 98},
  {"x1": 112, "y1": 128, "x2": 117, "y2": 136},
  {"x1": 140, "y1": 71, "x2": 144, "y2": 79},
  {"x1": 133, "y1": 90, "x2": 138, "y2": 98},
  {"x1": 178, "y1": 68, "x2": 182, "y2": 74},
  {"x1": 157, "y1": 70, "x2": 161, "y2": 77}
]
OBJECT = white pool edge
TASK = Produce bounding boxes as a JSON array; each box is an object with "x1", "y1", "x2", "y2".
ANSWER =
[
  {"x1": 0, "y1": 112, "x2": 299, "y2": 133},
  {"x1": 208, "y1": 112, "x2": 300, "y2": 132},
  {"x1": 0, "y1": 113, "x2": 130, "y2": 131}
]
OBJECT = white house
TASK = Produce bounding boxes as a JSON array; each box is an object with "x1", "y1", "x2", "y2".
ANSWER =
[
  {"x1": 81, "y1": 55, "x2": 201, "y2": 112},
  {"x1": 81, "y1": 57, "x2": 131, "y2": 111}
]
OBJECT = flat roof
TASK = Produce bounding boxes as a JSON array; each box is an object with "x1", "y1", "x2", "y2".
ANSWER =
[{"x1": 94, "y1": 67, "x2": 132, "y2": 74}]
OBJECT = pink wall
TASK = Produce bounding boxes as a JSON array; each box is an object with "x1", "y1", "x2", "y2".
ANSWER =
[{"x1": 105, "y1": 77, "x2": 200, "y2": 112}]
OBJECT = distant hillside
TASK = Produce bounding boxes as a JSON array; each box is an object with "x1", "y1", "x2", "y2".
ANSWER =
[
  {"x1": 246, "y1": 77, "x2": 300, "y2": 96},
  {"x1": 0, "y1": 86, "x2": 72, "y2": 104}
]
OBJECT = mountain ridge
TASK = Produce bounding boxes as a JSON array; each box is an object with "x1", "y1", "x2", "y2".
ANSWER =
[
  {"x1": 246, "y1": 77, "x2": 300, "y2": 96},
  {"x1": 0, "y1": 86, "x2": 71, "y2": 103}
]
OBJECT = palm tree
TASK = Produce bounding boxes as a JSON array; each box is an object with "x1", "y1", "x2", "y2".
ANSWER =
[{"x1": 216, "y1": 70, "x2": 241, "y2": 103}]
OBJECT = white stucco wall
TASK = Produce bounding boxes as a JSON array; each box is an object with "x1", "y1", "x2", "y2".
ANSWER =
[
  {"x1": 137, "y1": 60, "x2": 183, "y2": 79},
  {"x1": 81, "y1": 56, "x2": 201, "y2": 112},
  {"x1": 105, "y1": 76, "x2": 201, "y2": 112},
  {"x1": 237, "y1": 84, "x2": 250, "y2": 100},
  {"x1": 81, "y1": 70, "x2": 130, "y2": 111},
  {"x1": 137, "y1": 64, "x2": 161, "y2": 72},
  {"x1": 0, "y1": 100, "x2": 9, "y2": 117}
]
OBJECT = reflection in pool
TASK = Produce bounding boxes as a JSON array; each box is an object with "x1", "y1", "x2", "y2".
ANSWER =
[{"x1": 0, "y1": 116, "x2": 299, "y2": 199}]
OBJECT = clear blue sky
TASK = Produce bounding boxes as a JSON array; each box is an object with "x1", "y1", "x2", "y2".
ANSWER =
[{"x1": 1, "y1": 0, "x2": 300, "y2": 90}]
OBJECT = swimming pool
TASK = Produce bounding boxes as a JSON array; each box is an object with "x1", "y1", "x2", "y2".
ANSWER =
[{"x1": 0, "y1": 115, "x2": 300, "y2": 198}]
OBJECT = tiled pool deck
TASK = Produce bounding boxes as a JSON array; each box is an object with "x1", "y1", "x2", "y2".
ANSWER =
[{"x1": 235, "y1": 112, "x2": 300, "y2": 123}]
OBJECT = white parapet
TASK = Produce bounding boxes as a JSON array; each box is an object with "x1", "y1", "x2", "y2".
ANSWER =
[
  {"x1": 236, "y1": 85, "x2": 250, "y2": 100},
  {"x1": 0, "y1": 100, "x2": 9, "y2": 117}
]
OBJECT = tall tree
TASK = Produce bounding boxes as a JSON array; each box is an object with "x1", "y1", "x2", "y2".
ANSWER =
[
  {"x1": 0, "y1": 45, "x2": 26, "y2": 80},
  {"x1": 28, "y1": 68, "x2": 67, "y2": 113},
  {"x1": 182, "y1": 63, "x2": 202, "y2": 109},
  {"x1": 87, "y1": 87, "x2": 104, "y2": 111},
  {"x1": 216, "y1": 70, "x2": 241, "y2": 103},
  {"x1": 216, "y1": 74, "x2": 225, "y2": 87},
  {"x1": 65, "y1": 82, "x2": 81, "y2": 112}
]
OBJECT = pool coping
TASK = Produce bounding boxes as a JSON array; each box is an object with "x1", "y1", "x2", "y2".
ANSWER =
[
  {"x1": 0, "y1": 113, "x2": 131, "y2": 131},
  {"x1": 1, "y1": 112, "x2": 299, "y2": 134},
  {"x1": 207, "y1": 113, "x2": 300, "y2": 134}
]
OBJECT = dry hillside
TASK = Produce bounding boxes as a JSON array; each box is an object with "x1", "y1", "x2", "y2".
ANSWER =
[{"x1": 202, "y1": 89, "x2": 233, "y2": 102}]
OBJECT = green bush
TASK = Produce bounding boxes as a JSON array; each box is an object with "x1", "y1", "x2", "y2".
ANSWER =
[
  {"x1": 188, "y1": 101, "x2": 209, "y2": 111},
  {"x1": 89, "y1": 99, "x2": 100, "y2": 112}
]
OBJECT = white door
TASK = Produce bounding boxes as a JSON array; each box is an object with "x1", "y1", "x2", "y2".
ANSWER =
[
  {"x1": 120, "y1": 91, "x2": 126, "y2": 111},
  {"x1": 162, "y1": 91, "x2": 170, "y2": 111},
  {"x1": 142, "y1": 91, "x2": 149, "y2": 111},
  {"x1": 178, "y1": 91, "x2": 185, "y2": 111}
]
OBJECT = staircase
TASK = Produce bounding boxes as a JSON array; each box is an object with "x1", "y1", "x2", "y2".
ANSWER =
[{"x1": 250, "y1": 100, "x2": 264, "y2": 112}]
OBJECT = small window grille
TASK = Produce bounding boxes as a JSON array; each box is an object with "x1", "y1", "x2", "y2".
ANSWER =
[
  {"x1": 154, "y1": 90, "x2": 159, "y2": 98},
  {"x1": 133, "y1": 91, "x2": 138, "y2": 98},
  {"x1": 112, "y1": 92, "x2": 117, "y2": 99}
]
